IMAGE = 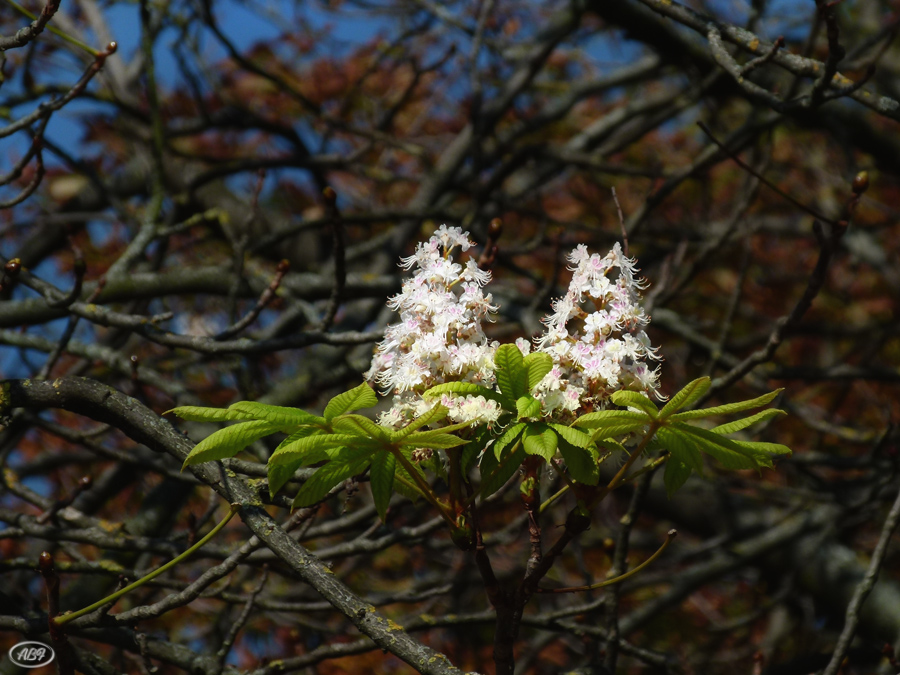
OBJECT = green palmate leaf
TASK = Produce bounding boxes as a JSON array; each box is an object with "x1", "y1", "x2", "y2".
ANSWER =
[
  {"x1": 657, "y1": 427, "x2": 703, "y2": 471},
  {"x1": 733, "y1": 440, "x2": 792, "y2": 457},
  {"x1": 735, "y1": 446, "x2": 772, "y2": 469},
  {"x1": 292, "y1": 455, "x2": 372, "y2": 508},
  {"x1": 644, "y1": 435, "x2": 665, "y2": 453},
  {"x1": 495, "y1": 343, "x2": 527, "y2": 401},
  {"x1": 610, "y1": 390, "x2": 658, "y2": 418},
  {"x1": 664, "y1": 458, "x2": 692, "y2": 497},
  {"x1": 392, "y1": 452, "x2": 428, "y2": 502},
  {"x1": 596, "y1": 437, "x2": 628, "y2": 455},
  {"x1": 390, "y1": 403, "x2": 449, "y2": 441},
  {"x1": 589, "y1": 423, "x2": 652, "y2": 441},
  {"x1": 669, "y1": 389, "x2": 783, "y2": 421},
  {"x1": 574, "y1": 409, "x2": 650, "y2": 429},
  {"x1": 522, "y1": 424, "x2": 557, "y2": 461},
  {"x1": 167, "y1": 406, "x2": 255, "y2": 422},
  {"x1": 711, "y1": 408, "x2": 786, "y2": 435},
  {"x1": 269, "y1": 433, "x2": 361, "y2": 466},
  {"x1": 182, "y1": 420, "x2": 280, "y2": 469},
  {"x1": 268, "y1": 458, "x2": 306, "y2": 499},
  {"x1": 659, "y1": 377, "x2": 711, "y2": 418},
  {"x1": 576, "y1": 407, "x2": 654, "y2": 442},
  {"x1": 330, "y1": 414, "x2": 390, "y2": 441},
  {"x1": 523, "y1": 352, "x2": 552, "y2": 391},
  {"x1": 480, "y1": 443, "x2": 527, "y2": 498},
  {"x1": 548, "y1": 423, "x2": 592, "y2": 448},
  {"x1": 516, "y1": 395, "x2": 542, "y2": 419},
  {"x1": 272, "y1": 427, "x2": 328, "y2": 461},
  {"x1": 327, "y1": 445, "x2": 375, "y2": 462},
  {"x1": 493, "y1": 422, "x2": 526, "y2": 460},
  {"x1": 401, "y1": 429, "x2": 468, "y2": 449},
  {"x1": 228, "y1": 401, "x2": 323, "y2": 427},
  {"x1": 423, "y1": 382, "x2": 507, "y2": 407},
  {"x1": 724, "y1": 440, "x2": 791, "y2": 470},
  {"x1": 268, "y1": 427, "x2": 325, "y2": 497},
  {"x1": 558, "y1": 438, "x2": 599, "y2": 485},
  {"x1": 668, "y1": 422, "x2": 759, "y2": 470},
  {"x1": 391, "y1": 422, "x2": 472, "y2": 448},
  {"x1": 369, "y1": 451, "x2": 396, "y2": 521},
  {"x1": 323, "y1": 382, "x2": 378, "y2": 421}
]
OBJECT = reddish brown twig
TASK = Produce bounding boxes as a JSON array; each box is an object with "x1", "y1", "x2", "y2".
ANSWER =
[
  {"x1": 478, "y1": 217, "x2": 503, "y2": 270},
  {"x1": 319, "y1": 185, "x2": 346, "y2": 331},
  {"x1": 36, "y1": 476, "x2": 93, "y2": 524},
  {"x1": 610, "y1": 187, "x2": 628, "y2": 256},
  {"x1": 39, "y1": 552, "x2": 74, "y2": 675},
  {"x1": 697, "y1": 121, "x2": 835, "y2": 224},
  {"x1": 215, "y1": 259, "x2": 291, "y2": 340}
]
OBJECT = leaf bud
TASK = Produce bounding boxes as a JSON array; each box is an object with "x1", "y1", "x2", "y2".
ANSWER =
[
  {"x1": 38, "y1": 551, "x2": 54, "y2": 573},
  {"x1": 852, "y1": 171, "x2": 869, "y2": 195},
  {"x1": 449, "y1": 516, "x2": 476, "y2": 551},
  {"x1": 5, "y1": 258, "x2": 21, "y2": 276},
  {"x1": 488, "y1": 218, "x2": 503, "y2": 240},
  {"x1": 565, "y1": 504, "x2": 591, "y2": 534}
]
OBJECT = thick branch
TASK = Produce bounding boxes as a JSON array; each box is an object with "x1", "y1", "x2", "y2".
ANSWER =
[{"x1": 0, "y1": 377, "x2": 472, "y2": 675}]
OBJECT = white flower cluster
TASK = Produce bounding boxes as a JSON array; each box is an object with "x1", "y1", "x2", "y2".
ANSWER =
[
  {"x1": 366, "y1": 226, "x2": 502, "y2": 428},
  {"x1": 367, "y1": 228, "x2": 662, "y2": 427},
  {"x1": 530, "y1": 242, "x2": 662, "y2": 415}
]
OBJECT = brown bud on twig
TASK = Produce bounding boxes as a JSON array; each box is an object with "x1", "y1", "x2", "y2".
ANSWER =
[
  {"x1": 852, "y1": 171, "x2": 869, "y2": 195},
  {"x1": 38, "y1": 550, "x2": 62, "y2": 634},
  {"x1": 5, "y1": 258, "x2": 21, "y2": 276},
  {"x1": 38, "y1": 551, "x2": 54, "y2": 574},
  {"x1": 488, "y1": 217, "x2": 503, "y2": 240},
  {"x1": 478, "y1": 219, "x2": 502, "y2": 271},
  {"x1": 449, "y1": 521, "x2": 476, "y2": 551}
]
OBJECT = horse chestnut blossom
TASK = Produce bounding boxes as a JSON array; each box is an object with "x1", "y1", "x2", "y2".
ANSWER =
[
  {"x1": 529, "y1": 242, "x2": 663, "y2": 415},
  {"x1": 366, "y1": 225, "x2": 502, "y2": 428},
  {"x1": 367, "y1": 227, "x2": 662, "y2": 427}
]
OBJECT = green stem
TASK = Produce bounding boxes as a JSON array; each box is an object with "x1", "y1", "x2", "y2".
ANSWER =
[
  {"x1": 54, "y1": 503, "x2": 240, "y2": 626},
  {"x1": 390, "y1": 448, "x2": 454, "y2": 525},
  {"x1": 621, "y1": 451, "x2": 669, "y2": 484},
  {"x1": 591, "y1": 421, "x2": 661, "y2": 507},
  {"x1": 393, "y1": 472, "x2": 428, "y2": 501},
  {"x1": 537, "y1": 529, "x2": 677, "y2": 593},
  {"x1": 464, "y1": 438, "x2": 523, "y2": 510},
  {"x1": 448, "y1": 447, "x2": 462, "y2": 513},
  {"x1": 539, "y1": 484, "x2": 569, "y2": 514},
  {"x1": 2, "y1": 0, "x2": 100, "y2": 55}
]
